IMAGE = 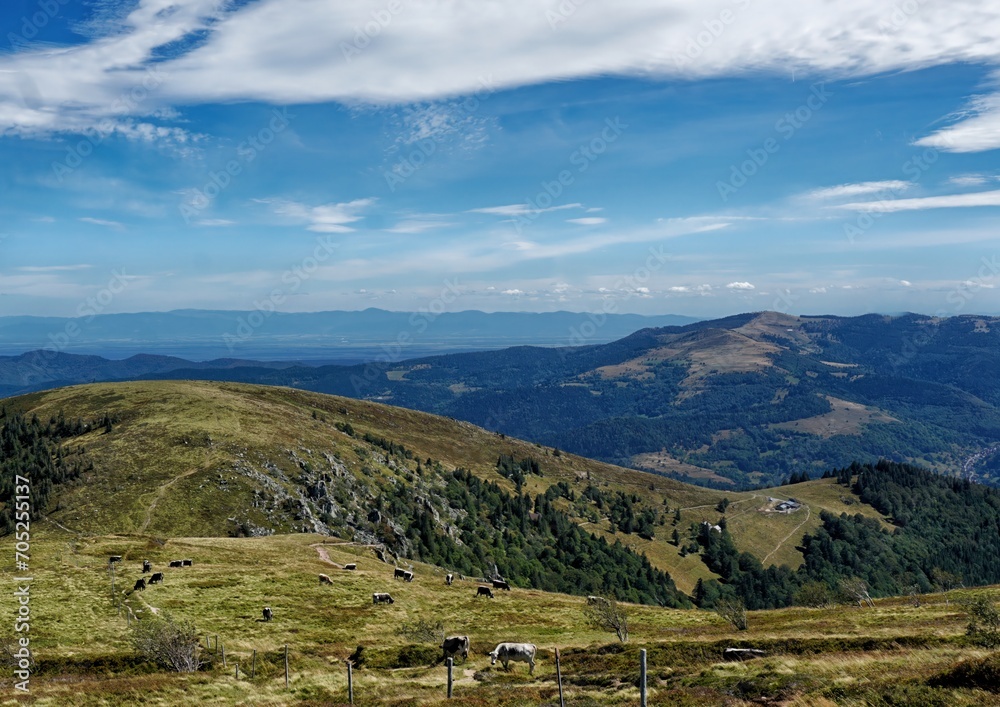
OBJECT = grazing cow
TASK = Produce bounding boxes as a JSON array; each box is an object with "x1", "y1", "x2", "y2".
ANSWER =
[
  {"x1": 182, "y1": 559, "x2": 193, "y2": 567},
  {"x1": 148, "y1": 572, "x2": 164, "y2": 584},
  {"x1": 476, "y1": 586, "x2": 494, "y2": 599},
  {"x1": 441, "y1": 635, "x2": 470, "y2": 662},
  {"x1": 262, "y1": 606, "x2": 273, "y2": 622},
  {"x1": 403, "y1": 570, "x2": 414, "y2": 583},
  {"x1": 132, "y1": 578, "x2": 146, "y2": 592},
  {"x1": 489, "y1": 643, "x2": 537, "y2": 674},
  {"x1": 319, "y1": 574, "x2": 333, "y2": 585},
  {"x1": 492, "y1": 579, "x2": 510, "y2": 591},
  {"x1": 393, "y1": 567, "x2": 407, "y2": 580},
  {"x1": 587, "y1": 595, "x2": 608, "y2": 606},
  {"x1": 445, "y1": 573, "x2": 454, "y2": 586},
  {"x1": 169, "y1": 560, "x2": 183, "y2": 568},
  {"x1": 142, "y1": 560, "x2": 152, "y2": 573},
  {"x1": 372, "y1": 592, "x2": 394, "y2": 604},
  {"x1": 109, "y1": 555, "x2": 122, "y2": 564},
  {"x1": 344, "y1": 563, "x2": 357, "y2": 571}
]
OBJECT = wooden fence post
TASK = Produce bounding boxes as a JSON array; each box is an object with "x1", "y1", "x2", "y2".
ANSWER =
[
  {"x1": 284, "y1": 644, "x2": 289, "y2": 688},
  {"x1": 222, "y1": 643, "x2": 226, "y2": 668},
  {"x1": 555, "y1": 648, "x2": 565, "y2": 707},
  {"x1": 447, "y1": 657, "x2": 453, "y2": 698},
  {"x1": 640, "y1": 648, "x2": 647, "y2": 707},
  {"x1": 235, "y1": 662, "x2": 239, "y2": 679},
  {"x1": 347, "y1": 660, "x2": 354, "y2": 704},
  {"x1": 251, "y1": 649, "x2": 256, "y2": 678}
]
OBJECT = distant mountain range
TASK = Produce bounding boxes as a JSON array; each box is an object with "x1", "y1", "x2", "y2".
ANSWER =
[
  {"x1": 0, "y1": 308, "x2": 699, "y2": 360},
  {"x1": 4, "y1": 310, "x2": 1000, "y2": 490}
]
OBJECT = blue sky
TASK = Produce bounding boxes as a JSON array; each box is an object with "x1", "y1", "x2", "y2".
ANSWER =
[{"x1": 1, "y1": 0, "x2": 999, "y2": 319}]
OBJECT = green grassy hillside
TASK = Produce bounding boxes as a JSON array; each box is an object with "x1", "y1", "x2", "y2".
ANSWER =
[
  {"x1": 1, "y1": 381, "x2": 891, "y2": 596},
  {"x1": 5, "y1": 528, "x2": 1000, "y2": 705}
]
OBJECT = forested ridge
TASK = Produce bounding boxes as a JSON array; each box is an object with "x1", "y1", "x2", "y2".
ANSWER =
[{"x1": 693, "y1": 460, "x2": 1000, "y2": 610}]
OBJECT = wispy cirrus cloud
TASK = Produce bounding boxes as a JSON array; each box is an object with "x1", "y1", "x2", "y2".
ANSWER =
[
  {"x1": 79, "y1": 217, "x2": 124, "y2": 228},
  {"x1": 804, "y1": 181, "x2": 912, "y2": 201},
  {"x1": 468, "y1": 203, "x2": 583, "y2": 217},
  {"x1": 2, "y1": 0, "x2": 999, "y2": 156},
  {"x1": 17, "y1": 264, "x2": 92, "y2": 273},
  {"x1": 835, "y1": 189, "x2": 1000, "y2": 213},
  {"x1": 259, "y1": 197, "x2": 376, "y2": 233}
]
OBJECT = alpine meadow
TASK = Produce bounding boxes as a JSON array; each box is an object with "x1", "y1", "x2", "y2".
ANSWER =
[{"x1": 3, "y1": 0, "x2": 1000, "y2": 705}]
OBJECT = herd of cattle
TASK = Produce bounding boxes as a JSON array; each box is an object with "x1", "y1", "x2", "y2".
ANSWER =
[
  {"x1": 110, "y1": 555, "x2": 192, "y2": 593},
  {"x1": 364, "y1": 570, "x2": 512, "y2": 605},
  {"x1": 113, "y1": 553, "x2": 539, "y2": 674}
]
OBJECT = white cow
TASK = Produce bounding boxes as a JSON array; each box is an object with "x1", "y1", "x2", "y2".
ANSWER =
[{"x1": 489, "y1": 642, "x2": 537, "y2": 674}]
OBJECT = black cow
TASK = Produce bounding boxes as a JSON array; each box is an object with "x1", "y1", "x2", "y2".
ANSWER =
[
  {"x1": 169, "y1": 560, "x2": 183, "y2": 568},
  {"x1": 182, "y1": 559, "x2": 193, "y2": 567},
  {"x1": 476, "y1": 586, "x2": 494, "y2": 599},
  {"x1": 372, "y1": 592, "x2": 394, "y2": 604},
  {"x1": 148, "y1": 572, "x2": 164, "y2": 584},
  {"x1": 403, "y1": 570, "x2": 414, "y2": 583},
  {"x1": 492, "y1": 579, "x2": 510, "y2": 591},
  {"x1": 109, "y1": 555, "x2": 122, "y2": 564},
  {"x1": 142, "y1": 560, "x2": 152, "y2": 573},
  {"x1": 445, "y1": 573, "x2": 454, "y2": 586},
  {"x1": 133, "y1": 578, "x2": 146, "y2": 592},
  {"x1": 441, "y1": 635, "x2": 470, "y2": 662},
  {"x1": 343, "y1": 563, "x2": 357, "y2": 571},
  {"x1": 262, "y1": 606, "x2": 273, "y2": 622},
  {"x1": 393, "y1": 567, "x2": 407, "y2": 580}
]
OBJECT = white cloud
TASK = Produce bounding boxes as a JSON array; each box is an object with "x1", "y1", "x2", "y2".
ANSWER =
[
  {"x1": 79, "y1": 217, "x2": 124, "y2": 228},
  {"x1": 469, "y1": 203, "x2": 582, "y2": 217},
  {"x1": 196, "y1": 218, "x2": 235, "y2": 226},
  {"x1": 804, "y1": 181, "x2": 911, "y2": 200},
  {"x1": 949, "y1": 174, "x2": 989, "y2": 187},
  {"x1": 668, "y1": 286, "x2": 690, "y2": 293},
  {"x1": 899, "y1": 279, "x2": 912, "y2": 287},
  {"x1": 2, "y1": 0, "x2": 1000, "y2": 154},
  {"x1": 385, "y1": 219, "x2": 455, "y2": 234},
  {"x1": 502, "y1": 288, "x2": 523, "y2": 295},
  {"x1": 835, "y1": 189, "x2": 1000, "y2": 213},
  {"x1": 726, "y1": 281, "x2": 755, "y2": 290},
  {"x1": 260, "y1": 197, "x2": 375, "y2": 232},
  {"x1": 810, "y1": 287, "x2": 827, "y2": 294},
  {"x1": 17, "y1": 264, "x2": 92, "y2": 272},
  {"x1": 566, "y1": 217, "x2": 608, "y2": 225},
  {"x1": 915, "y1": 91, "x2": 1000, "y2": 153}
]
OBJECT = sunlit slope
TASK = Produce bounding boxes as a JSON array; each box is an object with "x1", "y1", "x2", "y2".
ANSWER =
[{"x1": 6, "y1": 381, "x2": 888, "y2": 594}]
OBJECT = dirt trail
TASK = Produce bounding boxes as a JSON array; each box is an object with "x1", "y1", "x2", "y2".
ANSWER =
[
  {"x1": 310, "y1": 544, "x2": 344, "y2": 568},
  {"x1": 762, "y1": 505, "x2": 811, "y2": 565},
  {"x1": 139, "y1": 467, "x2": 200, "y2": 533}
]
